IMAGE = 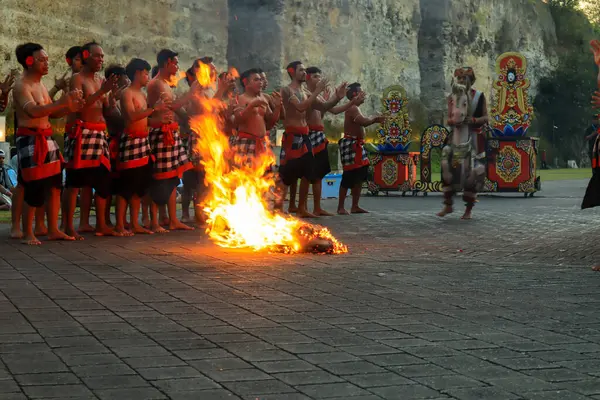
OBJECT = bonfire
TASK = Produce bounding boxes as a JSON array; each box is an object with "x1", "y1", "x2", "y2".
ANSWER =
[{"x1": 189, "y1": 64, "x2": 347, "y2": 254}]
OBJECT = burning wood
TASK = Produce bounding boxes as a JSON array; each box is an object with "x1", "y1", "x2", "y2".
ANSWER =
[{"x1": 189, "y1": 64, "x2": 348, "y2": 255}]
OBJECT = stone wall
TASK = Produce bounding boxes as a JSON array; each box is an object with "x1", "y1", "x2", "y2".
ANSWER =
[
  {"x1": 1, "y1": 0, "x2": 559, "y2": 122},
  {"x1": 0, "y1": 0, "x2": 229, "y2": 86}
]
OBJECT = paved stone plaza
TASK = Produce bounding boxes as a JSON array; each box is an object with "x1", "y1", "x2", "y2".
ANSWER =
[{"x1": 1, "y1": 179, "x2": 600, "y2": 400}]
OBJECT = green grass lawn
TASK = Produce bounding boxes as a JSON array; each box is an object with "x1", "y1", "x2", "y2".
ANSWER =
[{"x1": 538, "y1": 168, "x2": 592, "y2": 181}]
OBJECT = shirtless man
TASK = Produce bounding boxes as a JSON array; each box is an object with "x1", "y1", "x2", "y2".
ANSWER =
[
  {"x1": 146, "y1": 49, "x2": 196, "y2": 232},
  {"x1": 232, "y1": 68, "x2": 281, "y2": 168},
  {"x1": 338, "y1": 82, "x2": 383, "y2": 215},
  {"x1": 103, "y1": 65, "x2": 129, "y2": 227},
  {"x1": 50, "y1": 46, "x2": 83, "y2": 100},
  {"x1": 55, "y1": 46, "x2": 92, "y2": 234},
  {"x1": 12, "y1": 42, "x2": 83, "y2": 244},
  {"x1": 64, "y1": 41, "x2": 121, "y2": 239},
  {"x1": 113, "y1": 58, "x2": 168, "y2": 236},
  {"x1": 259, "y1": 70, "x2": 285, "y2": 131},
  {"x1": 292, "y1": 66, "x2": 352, "y2": 215},
  {"x1": 181, "y1": 59, "x2": 235, "y2": 224},
  {"x1": 278, "y1": 61, "x2": 344, "y2": 217}
]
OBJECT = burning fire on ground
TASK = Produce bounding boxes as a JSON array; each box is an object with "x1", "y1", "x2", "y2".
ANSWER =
[{"x1": 189, "y1": 64, "x2": 348, "y2": 254}]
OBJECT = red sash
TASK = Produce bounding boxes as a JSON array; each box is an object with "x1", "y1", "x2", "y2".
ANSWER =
[
  {"x1": 150, "y1": 121, "x2": 178, "y2": 147},
  {"x1": 66, "y1": 120, "x2": 108, "y2": 169},
  {"x1": 16, "y1": 127, "x2": 53, "y2": 166},
  {"x1": 343, "y1": 135, "x2": 369, "y2": 171},
  {"x1": 237, "y1": 132, "x2": 267, "y2": 156},
  {"x1": 309, "y1": 124, "x2": 327, "y2": 154},
  {"x1": 125, "y1": 128, "x2": 150, "y2": 138},
  {"x1": 282, "y1": 126, "x2": 309, "y2": 164}
]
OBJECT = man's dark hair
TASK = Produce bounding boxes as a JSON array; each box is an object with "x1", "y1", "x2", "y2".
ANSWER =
[
  {"x1": 65, "y1": 46, "x2": 82, "y2": 63},
  {"x1": 151, "y1": 65, "x2": 159, "y2": 78},
  {"x1": 125, "y1": 58, "x2": 151, "y2": 82},
  {"x1": 306, "y1": 67, "x2": 321, "y2": 75},
  {"x1": 81, "y1": 41, "x2": 100, "y2": 64},
  {"x1": 199, "y1": 56, "x2": 213, "y2": 65},
  {"x1": 185, "y1": 68, "x2": 195, "y2": 86},
  {"x1": 286, "y1": 61, "x2": 302, "y2": 79},
  {"x1": 346, "y1": 82, "x2": 361, "y2": 100},
  {"x1": 15, "y1": 43, "x2": 44, "y2": 69},
  {"x1": 240, "y1": 68, "x2": 261, "y2": 87},
  {"x1": 157, "y1": 49, "x2": 178, "y2": 68},
  {"x1": 105, "y1": 64, "x2": 126, "y2": 79}
]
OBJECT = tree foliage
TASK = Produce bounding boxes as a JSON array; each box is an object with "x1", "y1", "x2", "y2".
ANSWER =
[{"x1": 533, "y1": 2, "x2": 598, "y2": 163}]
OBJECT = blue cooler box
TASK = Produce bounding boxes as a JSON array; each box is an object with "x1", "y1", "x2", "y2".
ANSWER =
[{"x1": 321, "y1": 173, "x2": 342, "y2": 198}]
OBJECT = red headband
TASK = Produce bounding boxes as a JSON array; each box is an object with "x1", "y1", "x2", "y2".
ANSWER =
[
  {"x1": 242, "y1": 78, "x2": 248, "y2": 86},
  {"x1": 287, "y1": 67, "x2": 295, "y2": 75},
  {"x1": 306, "y1": 73, "x2": 311, "y2": 80},
  {"x1": 66, "y1": 57, "x2": 72, "y2": 66},
  {"x1": 82, "y1": 50, "x2": 90, "y2": 59},
  {"x1": 25, "y1": 56, "x2": 34, "y2": 67}
]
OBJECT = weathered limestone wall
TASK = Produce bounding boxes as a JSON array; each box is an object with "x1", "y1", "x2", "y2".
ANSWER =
[
  {"x1": 0, "y1": 0, "x2": 228, "y2": 85},
  {"x1": 418, "y1": 0, "x2": 558, "y2": 121},
  {"x1": 1, "y1": 0, "x2": 558, "y2": 121},
  {"x1": 278, "y1": 0, "x2": 422, "y2": 117}
]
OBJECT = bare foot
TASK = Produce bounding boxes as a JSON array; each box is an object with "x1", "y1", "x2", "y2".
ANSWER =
[
  {"x1": 169, "y1": 220, "x2": 195, "y2": 231},
  {"x1": 65, "y1": 228, "x2": 85, "y2": 241},
  {"x1": 10, "y1": 227, "x2": 23, "y2": 239},
  {"x1": 151, "y1": 224, "x2": 170, "y2": 234},
  {"x1": 351, "y1": 207, "x2": 369, "y2": 214},
  {"x1": 296, "y1": 208, "x2": 317, "y2": 218},
  {"x1": 34, "y1": 225, "x2": 48, "y2": 236},
  {"x1": 461, "y1": 211, "x2": 472, "y2": 220},
  {"x1": 78, "y1": 223, "x2": 95, "y2": 233},
  {"x1": 131, "y1": 225, "x2": 154, "y2": 235},
  {"x1": 95, "y1": 227, "x2": 116, "y2": 237},
  {"x1": 113, "y1": 227, "x2": 134, "y2": 237},
  {"x1": 161, "y1": 218, "x2": 170, "y2": 226},
  {"x1": 337, "y1": 208, "x2": 350, "y2": 215},
  {"x1": 21, "y1": 234, "x2": 41, "y2": 245},
  {"x1": 181, "y1": 215, "x2": 192, "y2": 224},
  {"x1": 288, "y1": 206, "x2": 298, "y2": 213},
  {"x1": 47, "y1": 230, "x2": 76, "y2": 241},
  {"x1": 592, "y1": 265, "x2": 600, "y2": 271},
  {"x1": 437, "y1": 206, "x2": 453, "y2": 217},
  {"x1": 314, "y1": 208, "x2": 334, "y2": 216},
  {"x1": 142, "y1": 218, "x2": 150, "y2": 229}
]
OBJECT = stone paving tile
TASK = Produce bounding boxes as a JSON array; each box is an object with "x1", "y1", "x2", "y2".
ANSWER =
[
  {"x1": 2, "y1": 181, "x2": 600, "y2": 399},
  {"x1": 369, "y1": 384, "x2": 447, "y2": 399},
  {"x1": 94, "y1": 387, "x2": 167, "y2": 399},
  {"x1": 222, "y1": 379, "x2": 296, "y2": 396},
  {"x1": 296, "y1": 382, "x2": 373, "y2": 398}
]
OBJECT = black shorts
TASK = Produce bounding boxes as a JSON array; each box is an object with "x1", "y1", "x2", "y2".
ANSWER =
[
  {"x1": 149, "y1": 177, "x2": 179, "y2": 206},
  {"x1": 23, "y1": 173, "x2": 62, "y2": 208},
  {"x1": 279, "y1": 152, "x2": 315, "y2": 186},
  {"x1": 313, "y1": 147, "x2": 331, "y2": 182},
  {"x1": 115, "y1": 164, "x2": 152, "y2": 200},
  {"x1": 182, "y1": 168, "x2": 205, "y2": 190},
  {"x1": 341, "y1": 165, "x2": 368, "y2": 189},
  {"x1": 65, "y1": 166, "x2": 111, "y2": 199}
]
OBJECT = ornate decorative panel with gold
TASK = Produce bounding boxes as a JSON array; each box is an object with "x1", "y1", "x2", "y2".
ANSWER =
[{"x1": 484, "y1": 137, "x2": 540, "y2": 194}]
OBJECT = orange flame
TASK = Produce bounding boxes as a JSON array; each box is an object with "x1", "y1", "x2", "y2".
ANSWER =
[
  {"x1": 166, "y1": 71, "x2": 187, "y2": 87},
  {"x1": 190, "y1": 63, "x2": 347, "y2": 254}
]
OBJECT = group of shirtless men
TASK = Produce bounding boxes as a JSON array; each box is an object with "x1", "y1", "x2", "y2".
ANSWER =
[{"x1": 0, "y1": 41, "x2": 384, "y2": 245}]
